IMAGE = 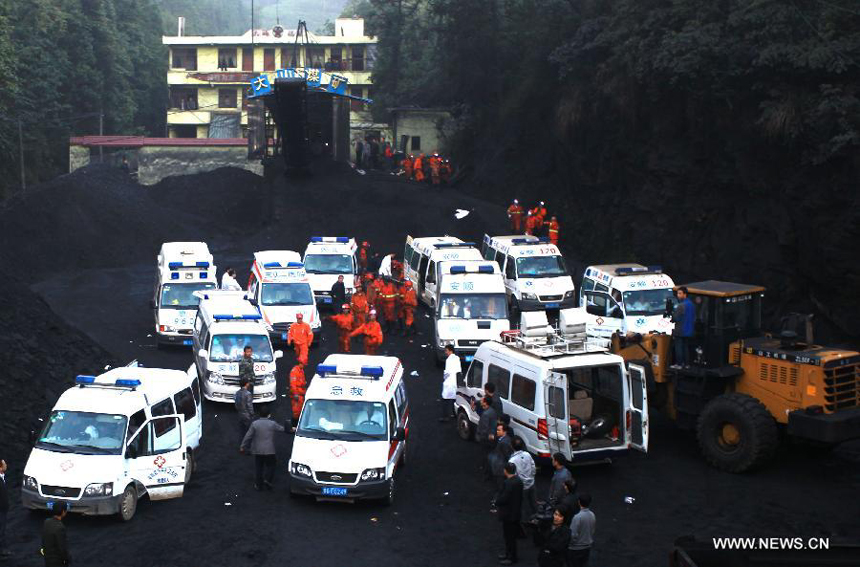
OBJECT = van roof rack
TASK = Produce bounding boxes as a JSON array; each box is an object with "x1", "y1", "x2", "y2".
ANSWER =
[{"x1": 499, "y1": 328, "x2": 609, "y2": 358}]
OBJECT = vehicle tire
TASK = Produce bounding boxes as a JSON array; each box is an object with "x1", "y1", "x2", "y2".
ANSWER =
[
  {"x1": 457, "y1": 409, "x2": 475, "y2": 441},
  {"x1": 397, "y1": 441, "x2": 407, "y2": 468},
  {"x1": 184, "y1": 449, "x2": 194, "y2": 484},
  {"x1": 696, "y1": 393, "x2": 779, "y2": 473},
  {"x1": 383, "y1": 476, "x2": 395, "y2": 507},
  {"x1": 118, "y1": 484, "x2": 137, "y2": 522}
]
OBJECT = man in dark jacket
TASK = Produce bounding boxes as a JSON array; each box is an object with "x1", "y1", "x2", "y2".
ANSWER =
[
  {"x1": 42, "y1": 502, "x2": 70, "y2": 567},
  {"x1": 0, "y1": 458, "x2": 9, "y2": 559},
  {"x1": 671, "y1": 286, "x2": 695, "y2": 366},
  {"x1": 239, "y1": 346, "x2": 256, "y2": 394},
  {"x1": 476, "y1": 397, "x2": 498, "y2": 447},
  {"x1": 234, "y1": 378, "x2": 255, "y2": 441},
  {"x1": 240, "y1": 404, "x2": 285, "y2": 491},
  {"x1": 494, "y1": 462, "x2": 523, "y2": 565},
  {"x1": 330, "y1": 275, "x2": 347, "y2": 308},
  {"x1": 546, "y1": 452, "x2": 573, "y2": 509},
  {"x1": 489, "y1": 424, "x2": 514, "y2": 489},
  {"x1": 538, "y1": 507, "x2": 571, "y2": 567}
]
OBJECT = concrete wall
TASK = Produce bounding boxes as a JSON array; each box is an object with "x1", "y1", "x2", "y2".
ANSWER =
[
  {"x1": 137, "y1": 146, "x2": 262, "y2": 185},
  {"x1": 392, "y1": 110, "x2": 453, "y2": 155},
  {"x1": 69, "y1": 145, "x2": 90, "y2": 172}
]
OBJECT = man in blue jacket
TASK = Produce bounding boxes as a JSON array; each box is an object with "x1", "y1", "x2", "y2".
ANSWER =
[{"x1": 672, "y1": 287, "x2": 695, "y2": 366}]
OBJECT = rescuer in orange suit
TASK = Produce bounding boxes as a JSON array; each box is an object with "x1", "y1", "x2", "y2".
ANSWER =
[
  {"x1": 546, "y1": 215, "x2": 560, "y2": 245},
  {"x1": 289, "y1": 364, "x2": 306, "y2": 428},
  {"x1": 358, "y1": 241, "x2": 370, "y2": 273},
  {"x1": 380, "y1": 279, "x2": 399, "y2": 333},
  {"x1": 441, "y1": 159, "x2": 452, "y2": 183},
  {"x1": 507, "y1": 199, "x2": 524, "y2": 232},
  {"x1": 287, "y1": 313, "x2": 313, "y2": 366},
  {"x1": 391, "y1": 258, "x2": 404, "y2": 281},
  {"x1": 429, "y1": 152, "x2": 442, "y2": 186},
  {"x1": 403, "y1": 154, "x2": 414, "y2": 180},
  {"x1": 401, "y1": 280, "x2": 418, "y2": 336},
  {"x1": 537, "y1": 201, "x2": 548, "y2": 223},
  {"x1": 365, "y1": 273, "x2": 378, "y2": 308},
  {"x1": 525, "y1": 211, "x2": 540, "y2": 235},
  {"x1": 328, "y1": 303, "x2": 354, "y2": 353},
  {"x1": 414, "y1": 153, "x2": 425, "y2": 182},
  {"x1": 350, "y1": 287, "x2": 369, "y2": 329},
  {"x1": 350, "y1": 310, "x2": 384, "y2": 355}
]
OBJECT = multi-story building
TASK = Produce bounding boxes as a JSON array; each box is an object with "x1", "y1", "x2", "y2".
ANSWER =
[{"x1": 163, "y1": 17, "x2": 375, "y2": 139}]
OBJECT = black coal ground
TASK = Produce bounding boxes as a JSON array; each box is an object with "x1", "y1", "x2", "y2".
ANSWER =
[{"x1": 1, "y1": 163, "x2": 858, "y2": 567}]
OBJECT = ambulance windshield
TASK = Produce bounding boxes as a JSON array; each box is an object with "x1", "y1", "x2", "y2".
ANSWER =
[
  {"x1": 516, "y1": 255, "x2": 568, "y2": 278},
  {"x1": 209, "y1": 334, "x2": 274, "y2": 362},
  {"x1": 304, "y1": 254, "x2": 353, "y2": 274},
  {"x1": 161, "y1": 283, "x2": 216, "y2": 308},
  {"x1": 297, "y1": 399, "x2": 388, "y2": 441},
  {"x1": 439, "y1": 294, "x2": 508, "y2": 319},
  {"x1": 622, "y1": 288, "x2": 676, "y2": 316},
  {"x1": 37, "y1": 411, "x2": 128, "y2": 455},
  {"x1": 261, "y1": 283, "x2": 314, "y2": 306}
]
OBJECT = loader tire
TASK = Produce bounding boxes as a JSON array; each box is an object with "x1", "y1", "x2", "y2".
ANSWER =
[{"x1": 697, "y1": 393, "x2": 778, "y2": 473}]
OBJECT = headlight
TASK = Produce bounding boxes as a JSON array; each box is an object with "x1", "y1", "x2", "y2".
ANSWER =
[
  {"x1": 159, "y1": 325, "x2": 176, "y2": 333},
  {"x1": 290, "y1": 462, "x2": 313, "y2": 478},
  {"x1": 563, "y1": 290, "x2": 575, "y2": 299},
  {"x1": 207, "y1": 371, "x2": 225, "y2": 385},
  {"x1": 360, "y1": 467, "x2": 386, "y2": 481},
  {"x1": 261, "y1": 373, "x2": 276, "y2": 385},
  {"x1": 23, "y1": 475, "x2": 39, "y2": 490},
  {"x1": 521, "y1": 292, "x2": 537, "y2": 300},
  {"x1": 84, "y1": 483, "x2": 112, "y2": 496}
]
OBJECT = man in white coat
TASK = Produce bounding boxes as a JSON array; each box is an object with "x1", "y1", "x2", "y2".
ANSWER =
[
  {"x1": 221, "y1": 268, "x2": 241, "y2": 291},
  {"x1": 440, "y1": 344, "x2": 461, "y2": 422}
]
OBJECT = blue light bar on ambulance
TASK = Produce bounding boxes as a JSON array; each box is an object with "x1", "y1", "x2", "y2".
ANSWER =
[
  {"x1": 317, "y1": 364, "x2": 338, "y2": 376},
  {"x1": 478, "y1": 265, "x2": 494, "y2": 273},
  {"x1": 263, "y1": 262, "x2": 281, "y2": 268},
  {"x1": 76, "y1": 375, "x2": 96, "y2": 385},
  {"x1": 213, "y1": 314, "x2": 263, "y2": 321},
  {"x1": 450, "y1": 265, "x2": 467, "y2": 274},
  {"x1": 434, "y1": 242, "x2": 475, "y2": 248},
  {"x1": 168, "y1": 261, "x2": 210, "y2": 269},
  {"x1": 286, "y1": 262, "x2": 304, "y2": 268},
  {"x1": 511, "y1": 237, "x2": 539, "y2": 245},
  {"x1": 615, "y1": 265, "x2": 663, "y2": 275},
  {"x1": 360, "y1": 366, "x2": 384, "y2": 378},
  {"x1": 115, "y1": 379, "x2": 141, "y2": 388},
  {"x1": 310, "y1": 236, "x2": 350, "y2": 243}
]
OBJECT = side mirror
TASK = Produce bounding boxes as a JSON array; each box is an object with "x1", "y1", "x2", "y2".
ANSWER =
[
  {"x1": 197, "y1": 349, "x2": 209, "y2": 359},
  {"x1": 249, "y1": 298, "x2": 259, "y2": 307},
  {"x1": 126, "y1": 446, "x2": 138, "y2": 459},
  {"x1": 609, "y1": 305, "x2": 624, "y2": 319},
  {"x1": 274, "y1": 350, "x2": 284, "y2": 360},
  {"x1": 29, "y1": 429, "x2": 37, "y2": 444},
  {"x1": 586, "y1": 303, "x2": 603, "y2": 317},
  {"x1": 392, "y1": 427, "x2": 406, "y2": 442}
]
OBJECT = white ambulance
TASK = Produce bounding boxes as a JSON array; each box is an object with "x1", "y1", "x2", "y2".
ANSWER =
[
  {"x1": 481, "y1": 235, "x2": 576, "y2": 316},
  {"x1": 191, "y1": 291, "x2": 282, "y2": 403},
  {"x1": 302, "y1": 236, "x2": 358, "y2": 307},
  {"x1": 576, "y1": 264, "x2": 676, "y2": 338},
  {"x1": 454, "y1": 314, "x2": 648, "y2": 464},
  {"x1": 288, "y1": 355, "x2": 409, "y2": 506},
  {"x1": 403, "y1": 236, "x2": 484, "y2": 307},
  {"x1": 152, "y1": 242, "x2": 218, "y2": 346},
  {"x1": 433, "y1": 261, "x2": 510, "y2": 365},
  {"x1": 247, "y1": 251, "x2": 322, "y2": 343},
  {"x1": 21, "y1": 363, "x2": 202, "y2": 521}
]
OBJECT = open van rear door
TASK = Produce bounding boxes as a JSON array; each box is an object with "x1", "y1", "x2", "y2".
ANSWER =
[
  {"x1": 627, "y1": 364, "x2": 649, "y2": 452},
  {"x1": 545, "y1": 372, "x2": 572, "y2": 461},
  {"x1": 404, "y1": 236, "x2": 416, "y2": 286}
]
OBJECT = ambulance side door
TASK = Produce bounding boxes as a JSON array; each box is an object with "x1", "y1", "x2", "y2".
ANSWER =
[
  {"x1": 423, "y1": 259, "x2": 437, "y2": 306},
  {"x1": 581, "y1": 291, "x2": 625, "y2": 338},
  {"x1": 125, "y1": 415, "x2": 187, "y2": 500},
  {"x1": 626, "y1": 364, "x2": 649, "y2": 452}
]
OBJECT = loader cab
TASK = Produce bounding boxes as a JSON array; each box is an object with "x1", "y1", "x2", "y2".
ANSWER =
[{"x1": 679, "y1": 281, "x2": 765, "y2": 368}]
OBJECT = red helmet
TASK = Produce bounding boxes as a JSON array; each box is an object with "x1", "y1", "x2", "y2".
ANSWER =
[
  {"x1": 296, "y1": 313, "x2": 303, "y2": 320},
  {"x1": 405, "y1": 281, "x2": 413, "y2": 288},
  {"x1": 362, "y1": 241, "x2": 369, "y2": 246}
]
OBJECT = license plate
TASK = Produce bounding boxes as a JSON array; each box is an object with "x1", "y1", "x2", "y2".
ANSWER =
[
  {"x1": 281, "y1": 332, "x2": 288, "y2": 341},
  {"x1": 182, "y1": 339, "x2": 193, "y2": 346},
  {"x1": 322, "y1": 297, "x2": 332, "y2": 303},
  {"x1": 546, "y1": 303, "x2": 560, "y2": 308},
  {"x1": 464, "y1": 355, "x2": 474, "y2": 362},
  {"x1": 321, "y1": 486, "x2": 348, "y2": 496}
]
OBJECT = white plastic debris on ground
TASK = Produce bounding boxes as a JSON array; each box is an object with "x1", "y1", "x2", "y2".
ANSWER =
[
  {"x1": 454, "y1": 209, "x2": 470, "y2": 219},
  {"x1": 624, "y1": 496, "x2": 635, "y2": 504},
  {"x1": 410, "y1": 371, "x2": 419, "y2": 377}
]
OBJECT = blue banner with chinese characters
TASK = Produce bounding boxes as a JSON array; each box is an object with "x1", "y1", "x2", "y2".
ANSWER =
[{"x1": 248, "y1": 68, "x2": 365, "y2": 101}]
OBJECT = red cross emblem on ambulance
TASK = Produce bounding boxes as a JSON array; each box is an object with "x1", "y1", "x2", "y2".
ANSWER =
[
  {"x1": 331, "y1": 444, "x2": 347, "y2": 458},
  {"x1": 595, "y1": 317, "x2": 604, "y2": 326},
  {"x1": 154, "y1": 456, "x2": 166, "y2": 468}
]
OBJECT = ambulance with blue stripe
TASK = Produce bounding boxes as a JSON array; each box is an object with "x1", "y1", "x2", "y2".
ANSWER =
[
  {"x1": 152, "y1": 242, "x2": 217, "y2": 346},
  {"x1": 288, "y1": 355, "x2": 409, "y2": 506},
  {"x1": 247, "y1": 250, "x2": 322, "y2": 343}
]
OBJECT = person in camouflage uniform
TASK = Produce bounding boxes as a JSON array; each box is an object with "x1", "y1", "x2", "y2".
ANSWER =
[{"x1": 239, "y1": 345, "x2": 256, "y2": 394}]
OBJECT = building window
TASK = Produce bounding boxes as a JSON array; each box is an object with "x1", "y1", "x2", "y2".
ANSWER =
[
  {"x1": 169, "y1": 87, "x2": 198, "y2": 110},
  {"x1": 219, "y1": 89, "x2": 237, "y2": 108},
  {"x1": 352, "y1": 47, "x2": 364, "y2": 71},
  {"x1": 281, "y1": 47, "x2": 297, "y2": 68},
  {"x1": 328, "y1": 47, "x2": 343, "y2": 71},
  {"x1": 242, "y1": 48, "x2": 254, "y2": 71},
  {"x1": 350, "y1": 86, "x2": 364, "y2": 112},
  {"x1": 174, "y1": 125, "x2": 197, "y2": 138},
  {"x1": 264, "y1": 48, "x2": 275, "y2": 71},
  {"x1": 307, "y1": 47, "x2": 324, "y2": 69},
  {"x1": 411, "y1": 136, "x2": 421, "y2": 151},
  {"x1": 218, "y1": 48, "x2": 237, "y2": 70},
  {"x1": 171, "y1": 48, "x2": 197, "y2": 70}
]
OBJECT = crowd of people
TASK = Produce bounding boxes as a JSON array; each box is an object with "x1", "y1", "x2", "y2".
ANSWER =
[
  {"x1": 506, "y1": 200, "x2": 560, "y2": 245},
  {"x1": 353, "y1": 136, "x2": 454, "y2": 186}
]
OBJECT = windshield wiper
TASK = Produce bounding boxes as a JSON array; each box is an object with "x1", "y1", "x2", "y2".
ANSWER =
[
  {"x1": 72, "y1": 444, "x2": 114, "y2": 454},
  {"x1": 36, "y1": 441, "x2": 74, "y2": 453},
  {"x1": 339, "y1": 431, "x2": 383, "y2": 441},
  {"x1": 297, "y1": 427, "x2": 338, "y2": 440}
]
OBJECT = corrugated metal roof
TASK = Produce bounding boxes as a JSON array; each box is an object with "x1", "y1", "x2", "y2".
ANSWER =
[{"x1": 69, "y1": 136, "x2": 246, "y2": 147}]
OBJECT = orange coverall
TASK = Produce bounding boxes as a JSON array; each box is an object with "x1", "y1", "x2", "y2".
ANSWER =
[
  {"x1": 547, "y1": 219, "x2": 560, "y2": 245},
  {"x1": 350, "y1": 291, "x2": 369, "y2": 329},
  {"x1": 414, "y1": 155, "x2": 425, "y2": 182},
  {"x1": 507, "y1": 204, "x2": 524, "y2": 232},
  {"x1": 380, "y1": 282, "x2": 398, "y2": 323},
  {"x1": 289, "y1": 365, "x2": 306, "y2": 420},
  {"x1": 287, "y1": 320, "x2": 313, "y2": 366},
  {"x1": 350, "y1": 320, "x2": 384, "y2": 355},
  {"x1": 359, "y1": 246, "x2": 369, "y2": 273},
  {"x1": 403, "y1": 156, "x2": 414, "y2": 179},
  {"x1": 328, "y1": 311, "x2": 354, "y2": 353},
  {"x1": 525, "y1": 214, "x2": 540, "y2": 235},
  {"x1": 429, "y1": 156, "x2": 441, "y2": 185},
  {"x1": 401, "y1": 286, "x2": 418, "y2": 330},
  {"x1": 366, "y1": 278, "x2": 380, "y2": 309}
]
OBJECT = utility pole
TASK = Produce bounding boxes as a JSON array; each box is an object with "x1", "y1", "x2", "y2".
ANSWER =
[
  {"x1": 18, "y1": 118, "x2": 25, "y2": 191},
  {"x1": 99, "y1": 110, "x2": 104, "y2": 163}
]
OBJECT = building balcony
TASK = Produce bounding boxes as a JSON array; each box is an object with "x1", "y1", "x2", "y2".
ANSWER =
[
  {"x1": 167, "y1": 109, "x2": 247, "y2": 126},
  {"x1": 168, "y1": 70, "x2": 257, "y2": 85}
]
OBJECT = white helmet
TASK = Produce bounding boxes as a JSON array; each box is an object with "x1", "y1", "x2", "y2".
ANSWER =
[{"x1": 513, "y1": 199, "x2": 519, "y2": 204}]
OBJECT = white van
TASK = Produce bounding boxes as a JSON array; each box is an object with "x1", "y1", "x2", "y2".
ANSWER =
[
  {"x1": 152, "y1": 242, "x2": 218, "y2": 346},
  {"x1": 481, "y1": 235, "x2": 576, "y2": 316},
  {"x1": 302, "y1": 236, "x2": 358, "y2": 306},
  {"x1": 575, "y1": 264, "x2": 676, "y2": 338},
  {"x1": 433, "y1": 261, "x2": 510, "y2": 365},
  {"x1": 247, "y1": 251, "x2": 322, "y2": 343},
  {"x1": 21, "y1": 363, "x2": 202, "y2": 521},
  {"x1": 403, "y1": 236, "x2": 483, "y2": 307},
  {"x1": 288, "y1": 354, "x2": 409, "y2": 505},
  {"x1": 454, "y1": 316, "x2": 648, "y2": 464},
  {"x1": 192, "y1": 291, "x2": 282, "y2": 403}
]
